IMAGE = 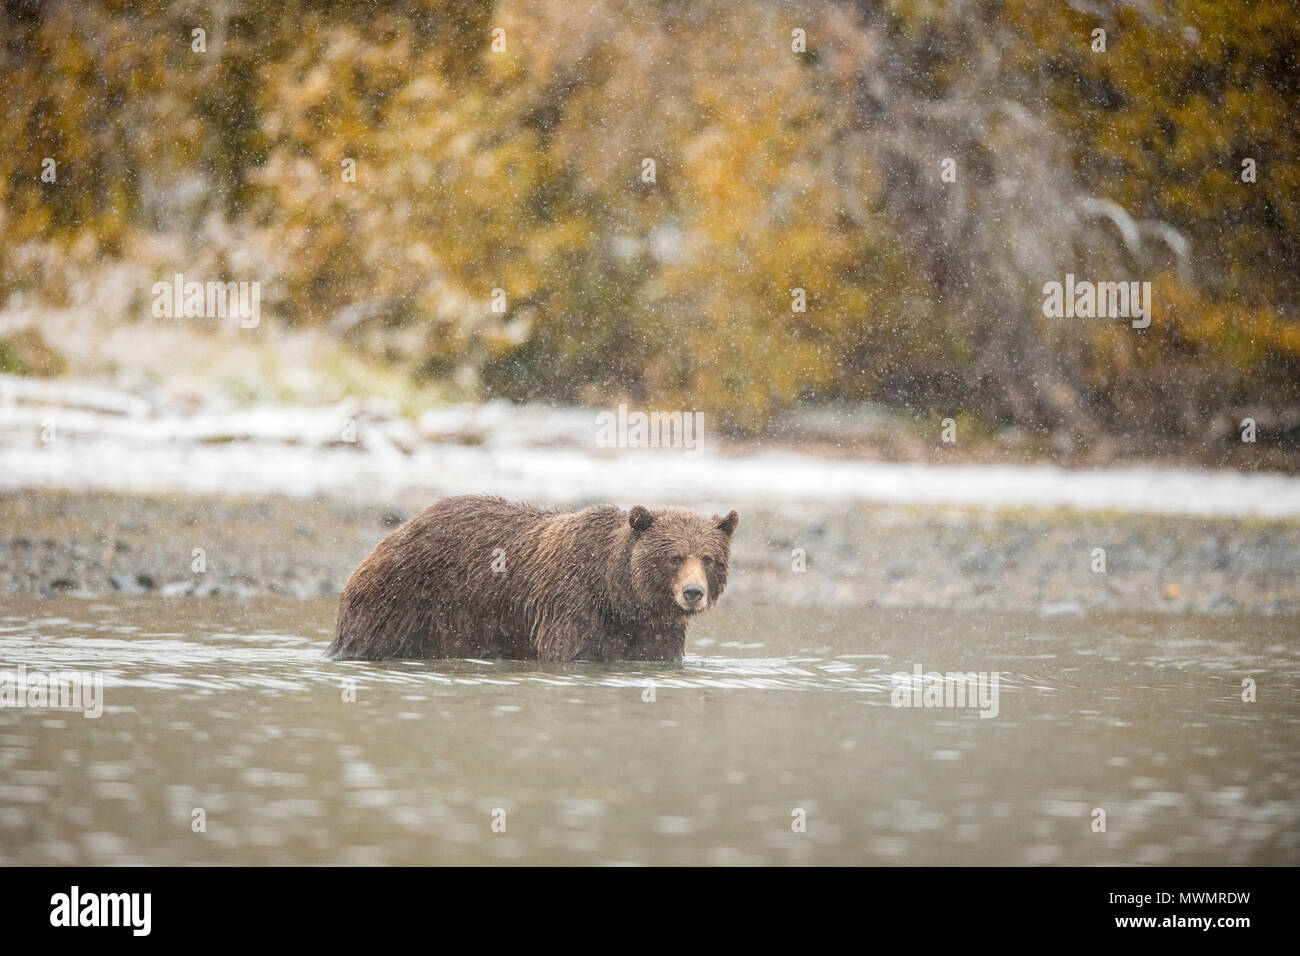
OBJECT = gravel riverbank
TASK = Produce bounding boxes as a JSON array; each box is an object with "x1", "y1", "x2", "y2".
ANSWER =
[{"x1": 2, "y1": 489, "x2": 1296, "y2": 617}]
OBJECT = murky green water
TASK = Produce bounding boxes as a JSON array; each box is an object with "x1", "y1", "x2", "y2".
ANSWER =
[{"x1": 0, "y1": 596, "x2": 1295, "y2": 865}]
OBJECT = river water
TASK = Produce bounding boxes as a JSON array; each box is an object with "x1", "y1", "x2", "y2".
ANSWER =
[{"x1": 1, "y1": 596, "x2": 1295, "y2": 865}]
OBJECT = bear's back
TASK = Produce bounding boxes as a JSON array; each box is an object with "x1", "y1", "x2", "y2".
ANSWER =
[{"x1": 330, "y1": 496, "x2": 578, "y2": 659}]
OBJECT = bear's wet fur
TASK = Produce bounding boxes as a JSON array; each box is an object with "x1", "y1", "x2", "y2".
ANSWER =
[{"x1": 328, "y1": 495, "x2": 739, "y2": 662}]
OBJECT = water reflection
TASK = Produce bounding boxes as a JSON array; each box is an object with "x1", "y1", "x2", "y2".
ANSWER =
[{"x1": 0, "y1": 597, "x2": 1296, "y2": 864}]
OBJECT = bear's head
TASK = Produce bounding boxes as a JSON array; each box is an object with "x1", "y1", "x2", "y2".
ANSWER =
[{"x1": 626, "y1": 505, "x2": 739, "y2": 616}]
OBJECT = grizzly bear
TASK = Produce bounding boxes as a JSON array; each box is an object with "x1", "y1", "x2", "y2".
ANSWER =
[{"x1": 328, "y1": 495, "x2": 739, "y2": 662}]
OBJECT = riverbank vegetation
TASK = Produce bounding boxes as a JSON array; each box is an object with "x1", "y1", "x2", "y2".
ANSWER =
[{"x1": 2, "y1": 0, "x2": 1297, "y2": 455}]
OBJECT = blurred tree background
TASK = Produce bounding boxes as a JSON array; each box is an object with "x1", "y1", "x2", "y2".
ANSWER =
[{"x1": 1, "y1": 0, "x2": 1297, "y2": 446}]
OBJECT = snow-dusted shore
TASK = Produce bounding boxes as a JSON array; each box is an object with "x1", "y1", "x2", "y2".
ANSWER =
[{"x1": 3, "y1": 375, "x2": 1299, "y2": 518}]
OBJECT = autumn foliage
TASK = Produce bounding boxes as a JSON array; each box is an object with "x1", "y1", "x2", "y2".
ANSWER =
[{"x1": 1, "y1": 0, "x2": 1296, "y2": 439}]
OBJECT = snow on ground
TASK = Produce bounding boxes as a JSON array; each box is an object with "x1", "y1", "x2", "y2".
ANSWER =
[{"x1": 2, "y1": 375, "x2": 1299, "y2": 518}]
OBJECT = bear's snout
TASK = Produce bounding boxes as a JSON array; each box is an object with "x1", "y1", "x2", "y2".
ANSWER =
[{"x1": 674, "y1": 557, "x2": 709, "y2": 611}]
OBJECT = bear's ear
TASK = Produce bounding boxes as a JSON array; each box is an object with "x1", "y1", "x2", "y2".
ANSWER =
[
  {"x1": 629, "y1": 505, "x2": 655, "y2": 534},
  {"x1": 715, "y1": 510, "x2": 740, "y2": 537}
]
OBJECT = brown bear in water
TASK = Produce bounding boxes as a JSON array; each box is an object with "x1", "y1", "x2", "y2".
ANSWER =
[{"x1": 328, "y1": 495, "x2": 739, "y2": 662}]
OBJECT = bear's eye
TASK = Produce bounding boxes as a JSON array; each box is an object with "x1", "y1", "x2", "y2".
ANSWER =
[
  {"x1": 670, "y1": 554, "x2": 685, "y2": 564},
  {"x1": 702, "y1": 555, "x2": 715, "y2": 566}
]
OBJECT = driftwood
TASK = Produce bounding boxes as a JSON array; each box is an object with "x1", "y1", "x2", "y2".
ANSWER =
[{"x1": 0, "y1": 374, "x2": 151, "y2": 417}]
